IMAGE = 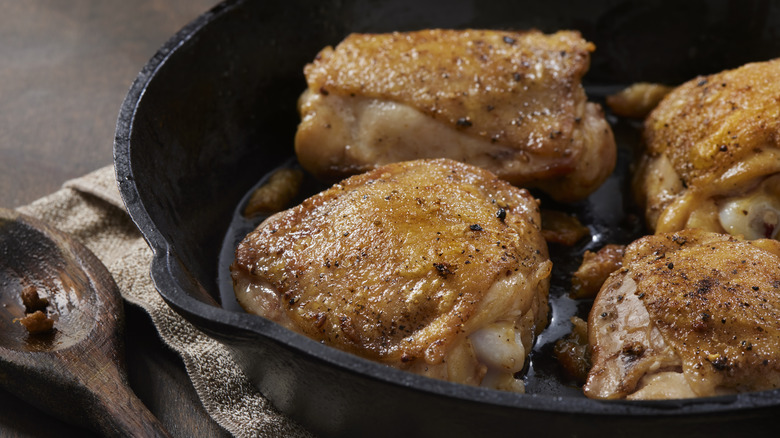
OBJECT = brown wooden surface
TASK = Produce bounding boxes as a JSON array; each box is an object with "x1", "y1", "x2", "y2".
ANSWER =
[{"x1": 0, "y1": 1, "x2": 231, "y2": 436}]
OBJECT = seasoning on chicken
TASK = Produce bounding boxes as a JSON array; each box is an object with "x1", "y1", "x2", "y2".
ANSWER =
[
  {"x1": 635, "y1": 58, "x2": 780, "y2": 239},
  {"x1": 231, "y1": 158, "x2": 552, "y2": 392},
  {"x1": 585, "y1": 229, "x2": 780, "y2": 400},
  {"x1": 295, "y1": 29, "x2": 616, "y2": 202}
]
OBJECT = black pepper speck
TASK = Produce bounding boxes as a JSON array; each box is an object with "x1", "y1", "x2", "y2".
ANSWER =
[{"x1": 456, "y1": 118, "x2": 472, "y2": 127}]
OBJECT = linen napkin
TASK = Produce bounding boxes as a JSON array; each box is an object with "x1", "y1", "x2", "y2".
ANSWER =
[{"x1": 17, "y1": 165, "x2": 313, "y2": 438}]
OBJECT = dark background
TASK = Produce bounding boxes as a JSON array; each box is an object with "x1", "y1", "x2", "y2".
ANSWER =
[{"x1": 0, "y1": 0, "x2": 219, "y2": 208}]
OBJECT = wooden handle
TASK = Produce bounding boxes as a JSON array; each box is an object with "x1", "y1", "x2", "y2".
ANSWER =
[
  {"x1": 71, "y1": 351, "x2": 171, "y2": 438},
  {"x1": 93, "y1": 385, "x2": 172, "y2": 438}
]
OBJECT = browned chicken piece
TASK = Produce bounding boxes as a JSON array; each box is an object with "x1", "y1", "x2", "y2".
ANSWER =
[
  {"x1": 540, "y1": 209, "x2": 590, "y2": 246},
  {"x1": 242, "y1": 168, "x2": 304, "y2": 217},
  {"x1": 296, "y1": 29, "x2": 616, "y2": 202},
  {"x1": 605, "y1": 82, "x2": 673, "y2": 119},
  {"x1": 554, "y1": 316, "x2": 591, "y2": 384},
  {"x1": 18, "y1": 311, "x2": 55, "y2": 335},
  {"x1": 585, "y1": 229, "x2": 780, "y2": 400},
  {"x1": 231, "y1": 158, "x2": 552, "y2": 392},
  {"x1": 635, "y1": 58, "x2": 780, "y2": 239},
  {"x1": 21, "y1": 284, "x2": 49, "y2": 312},
  {"x1": 570, "y1": 244, "x2": 625, "y2": 299}
]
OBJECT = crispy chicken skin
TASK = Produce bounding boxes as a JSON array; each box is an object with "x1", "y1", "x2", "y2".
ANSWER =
[
  {"x1": 570, "y1": 244, "x2": 625, "y2": 300},
  {"x1": 295, "y1": 29, "x2": 616, "y2": 202},
  {"x1": 231, "y1": 158, "x2": 551, "y2": 392},
  {"x1": 635, "y1": 58, "x2": 780, "y2": 239},
  {"x1": 585, "y1": 229, "x2": 780, "y2": 400},
  {"x1": 605, "y1": 82, "x2": 672, "y2": 119}
]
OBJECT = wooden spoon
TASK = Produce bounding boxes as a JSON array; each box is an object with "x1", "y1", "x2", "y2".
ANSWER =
[{"x1": 0, "y1": 208, "x2": 170, "y2": 437}]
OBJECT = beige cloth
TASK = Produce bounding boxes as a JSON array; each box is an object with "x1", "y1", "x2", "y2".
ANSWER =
[{"x1": 18, "y1": 165, "x2": 313, "y2": 438}]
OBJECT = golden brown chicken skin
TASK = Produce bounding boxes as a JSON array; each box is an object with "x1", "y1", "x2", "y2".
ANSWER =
[
  {"x1": 635, "y1": 58, "x2": 780, "y2": 239},
  {"x1": 585, "y1": 229, "x2": 780, "y2": 400},
  {"x1": 231, "y1": 158, "x2": 552, "y2": 392},
  {"x1": 295, "y1": 29, "x2": 616, "y2": 202}
]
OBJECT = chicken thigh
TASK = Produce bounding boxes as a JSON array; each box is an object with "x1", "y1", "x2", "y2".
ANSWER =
[
  {"x1": 295, "y1": 29, "x2": 616, "y2": 202},
  {"x1": 635, "y1": 58, "x2": 780, "y2": 239},
  {"x1": 585, "y1": 229, "x2": 780, "y2": 400},
  {"x1": 231, "y1": 158, "x2": 551, "y2": 392}
]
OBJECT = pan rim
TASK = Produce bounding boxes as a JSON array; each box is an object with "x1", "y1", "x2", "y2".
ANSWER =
[{"x1": 112, "y1": 0, "x2": 780, "y2": 420}]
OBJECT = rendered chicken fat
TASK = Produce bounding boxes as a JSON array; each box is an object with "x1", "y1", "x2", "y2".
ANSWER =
[
  {"x1": 718, "y1": 175, "x2": 780, "y2": 240},
  {"x1": 231, "y1": 159, "x2": 551, "y2": 392}
]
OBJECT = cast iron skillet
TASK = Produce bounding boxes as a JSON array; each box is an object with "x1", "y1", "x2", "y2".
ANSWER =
[{"x1": 114, "y1": 0, "x2": 780, "y2": 436}]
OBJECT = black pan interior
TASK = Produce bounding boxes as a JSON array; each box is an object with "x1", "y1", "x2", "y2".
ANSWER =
[{"x1": 114, "y1": 0, "x2": 780, "y2": 436}]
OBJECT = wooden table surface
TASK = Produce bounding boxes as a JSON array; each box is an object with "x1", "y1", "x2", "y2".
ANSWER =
[{"x1": 0, "y1": 1, "x2": 233, "y2": 436}]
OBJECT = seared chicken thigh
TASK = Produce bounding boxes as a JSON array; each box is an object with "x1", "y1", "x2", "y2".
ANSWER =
[
  {"x1": 636, "y1": 58, "x2": 780, "y2": 239},
  {"x1": 295, "y1": 29, "x2": 616, "y2": 202},
  {"x1": 231, "y1": 159, "x2": 551, "y2": 392},
  {"x1": 585, "y1": 229, "x2": 780, "y2": 400}
]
